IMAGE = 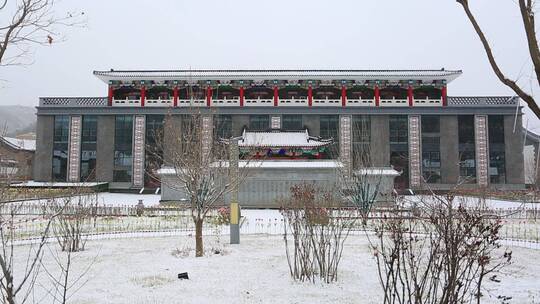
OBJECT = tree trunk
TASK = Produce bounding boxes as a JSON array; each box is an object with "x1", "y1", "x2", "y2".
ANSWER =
[{"x1": 195, "y1": 218, "x2": 204, "y2": 257}]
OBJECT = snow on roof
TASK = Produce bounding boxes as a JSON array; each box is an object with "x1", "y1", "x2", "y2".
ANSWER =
[
  {"x1": 355, "y1": 168, "x2": 401, "y2": 176},
  {"x1": 157, "y1": 161, "x2": 342, "y2": 174},
  {"x1": 93, "y1": 69, "x2": 462, "y2": 83},
  {"x1": 1, "y1": 137, "x2": 36, "y2": 151},
  {"x1": 10, "y1": 181, "x2": 108, "y2": 187},
  {"x1": 158, "y1": 162, "x2": 400, "y2": 173},
  {"x1": 238, "y1": 130, "x2": 332, "y2": 148}
]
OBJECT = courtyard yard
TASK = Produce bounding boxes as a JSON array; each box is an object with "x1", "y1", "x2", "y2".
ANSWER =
[{"x1": 13, "y1": 234, "x2": 540, "y2": 304}]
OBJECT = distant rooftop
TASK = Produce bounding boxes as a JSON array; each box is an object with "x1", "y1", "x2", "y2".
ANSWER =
[{"x1": 0, "y1": 136, "x2": 36, "y2": 151}]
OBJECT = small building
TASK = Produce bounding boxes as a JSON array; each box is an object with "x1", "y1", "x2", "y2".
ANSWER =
[{"x1": 0, "y1": 136, "x2": 35, "y2": 181}]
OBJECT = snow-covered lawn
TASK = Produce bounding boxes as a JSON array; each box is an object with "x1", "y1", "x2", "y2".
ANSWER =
[
  {"x1": 15, "y1": 234, "x2": 540, "y2": 304},
  {"x1": 12, "y1": 192, "x2": 161, "y2": 207}
]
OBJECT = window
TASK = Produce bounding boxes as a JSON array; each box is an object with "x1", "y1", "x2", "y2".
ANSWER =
[
  {"x1": 488, "y1": 115, "x2": 506, "y2": 183},
  {"x1": 214, "y1": 115, "x2": 233, "y2": 139},
  {"x1": 52, "y1": 116, "x2": 69, "y2": 181},
  {"x1": 80, "y1": 116, "x2": 97, "y2": 181},
  {"x1": 320, "y1": 115, "x2": 339, "y2": 157},
  {"x1": 458, "y1": 115, "x2": 476, "y2": 183},
  {"x1": 421, "y1": 116, "x2": 441, "y2": 183},
  {"x1": 145, "y1": 115, "x2": 164, "y2": 187},
  {"x1": 249, "y1": 115, "x2": 269, "y2": 131},
  {"x1": 282, "y1": 115, "x2": 303, "y2": 130},
  {"x1": 352, "y1": 115, "x2": 371, "y2": 166},
  {"x1": 390, "y1": 115, "x2": 409, "y2": 189},
  {"x1": 113, "y1": 115, "x2": 133, "y2": 182}
]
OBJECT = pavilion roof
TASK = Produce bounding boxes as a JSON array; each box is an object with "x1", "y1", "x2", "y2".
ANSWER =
[
  {"x1": 93, "y1": 69, "x2": 462, "y2": 84},
  {"x1": 238, "y1": 130, "x2": 332, "y2": 148}
]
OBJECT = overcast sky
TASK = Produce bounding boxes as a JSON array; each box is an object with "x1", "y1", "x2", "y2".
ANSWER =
[{"x1": 1, "y1": 0, "x2": 539, "y2": 131}]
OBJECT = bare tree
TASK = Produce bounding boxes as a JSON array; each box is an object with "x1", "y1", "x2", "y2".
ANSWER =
[
  {"x1": 281, "y1": 184, "x2": 356, "y2": 283},
  {"x1": 0, "y1": 0, "x2": 84, "y2": 66},
  {"x1": 0, "y1": 176, "x2": 66, "y2": 304},
  {"x1": 149, "y1": 109, "x2": 249, "y2": 257},
  {"x1": 457, "y1": 0, "x2": 540, "y2": 119},
  {"x1": 371, "y1": 194, "x2": 512, "y2": 304}
]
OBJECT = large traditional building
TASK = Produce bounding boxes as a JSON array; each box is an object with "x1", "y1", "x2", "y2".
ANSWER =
[{"x1": 34, "y1": 69, "x2": 525, "y2": 197}]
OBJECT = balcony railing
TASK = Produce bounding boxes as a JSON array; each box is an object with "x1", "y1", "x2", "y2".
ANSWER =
[
  {"x1": 346, "y1": 98, "x2": 375, "y2": 106},
  {"x1": 177, "y1": 99, "x2": 206, "y2": 107},
  {"x1": 244, "y1": 98, "x2": 274, "y2": 106},
  {"x1": 146, "y1": 98, "x2": 173, "y2": 107},
  {"x1": 413, "y1": 97, "x2": 443, "y2": 107},
  {"x1": 212, "y1": 98, "x2": 240, "y2": 106},
  {"x1": 279, "y1": 98, "x2": 308, "y2": 106},
  {"x1": 113, "y1": 98, "x2": 141, "y2": 106},
  {"x1": 379, "y1": 98, "x2": 409, "y2": 107},
  {"x1": 312, "y1": 98, "x2": 341, "y2": 106}
]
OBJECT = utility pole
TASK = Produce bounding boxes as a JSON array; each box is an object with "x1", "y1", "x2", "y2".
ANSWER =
[{"x1": 229, "y1": 138, "x2": 240, "y2": 244}]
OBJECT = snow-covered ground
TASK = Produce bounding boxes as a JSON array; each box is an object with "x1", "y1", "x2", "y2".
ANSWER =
[
  {"x1": 402, "y1": 195, "x2": 538, "y2": 209},
  {"x1": 14, "y1": 235, "x2": 540, "y2": 304},
  {"x1": 13, "y1": 192, "x2": 162, "y2": 207}
]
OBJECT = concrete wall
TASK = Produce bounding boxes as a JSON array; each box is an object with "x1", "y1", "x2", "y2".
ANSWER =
[
  {"x1": 440, "y1": 115, "x2": 460, "y2": 184},
  {"x1": 370, "y1": 115, "x2": 389, "y2": 166},
  {"x1": 303, "y1": 115, "x2": 320, "y2": 136},
  {"x1": 34, "y1": 115, "x2": 54, "y2": 181},
  {"x1": 96, "y1": 116, "x2": 115, "y2": 182},
  {"x1": 163, "y1": 115, "x2": 182, "y2": 165},
  {"x1": 232, "y1": 114, "x2": 249, "y2": 136},
  {"x1": 161, "y1": 168, "x2": 339, "y2": 207},
  {"x1": 504, "y1": 114, "x2": 525, "y2": 185}
]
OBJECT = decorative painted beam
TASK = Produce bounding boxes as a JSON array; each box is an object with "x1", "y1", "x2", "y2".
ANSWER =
[
  {"x1": 67, "y1": 115, "x2": 82, "y2": 182},
  {"x1": 132, "y1": 115, "x2": 146, "y2": 188},
  {"x1": 475, "y1": 115, "x2": 489, "y2": 187},
  {"x1": 201, "y1": 115, "x2": 213, "y2": 158},
  {"x1": 339, "y1": 115, "x2": 352, "y2": 175},
  {"x1": 271, "y1": 116, "x2": 281, "y2": 129},
  {"x1": 408, "y1": 115, "x2": 422, "y2": 188}
]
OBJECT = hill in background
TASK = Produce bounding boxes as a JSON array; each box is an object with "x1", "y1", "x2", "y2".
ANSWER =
[{"x1": 0, "y1": 105, "x2": 36, "y2": 138}]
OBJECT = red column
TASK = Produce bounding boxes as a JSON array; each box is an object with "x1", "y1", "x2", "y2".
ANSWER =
[
  {"x1": 140, "y1": 86, "x2": 146, "y2": 107},
  {"x1": 308, "y1": 85, "x2": 313, "y2": 107},
  {"x1": 408, "y1": 86, "x2": 413, "y2": 107},
  {"x1": 206, "y1": 86, "x2": 212, "y2": 107},
  {"x1": 273, "y1": 86, "x2": 278, "y2": 107},
  {"x1": 442, "y1": 86, "x2": 448, "y2": 107},
  {"x1": 107, "y1": 86, "x2": 113, "y2": 106},
  {"x1": 173, "y1": 86, "x2": 178, "y2": 107},
  {"x1": 239, "y1": 86, "x2": 244, "y2": 107},
  {"x1": 341, "y1": 85, "x2": 347, "y2": 107},
  {"x1": 374, "y1": 85, "x2": 380, "y2": 107}
]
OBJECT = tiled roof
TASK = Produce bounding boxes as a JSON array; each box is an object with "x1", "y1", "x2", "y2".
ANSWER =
[
  {"x1": 94, "y1": 69, "x2": 462, "y2": 83},
  {"x1": 239, "y1": 130, "x2": 332, "y2": 148},
  {"x1": 1, "y1": 137, "x2": 36, "y2": 151},
  {"x1": 448, "y1": 96, "x2": 518, "y2": 106}
]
